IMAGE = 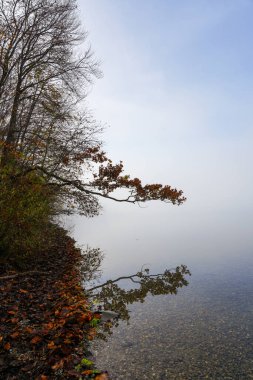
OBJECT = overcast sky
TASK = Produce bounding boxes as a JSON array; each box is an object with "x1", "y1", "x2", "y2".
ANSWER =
[{"x1": 71, "y1": 1, "x2": 253, "y2": 278}]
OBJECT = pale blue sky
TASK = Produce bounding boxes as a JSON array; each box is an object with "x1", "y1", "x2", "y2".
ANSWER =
[{"x1": 72, "y1": 1, "x2": 253, "y2": 277}]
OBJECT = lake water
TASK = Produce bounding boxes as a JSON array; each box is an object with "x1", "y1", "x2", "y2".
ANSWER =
[{"x1": 67, "y1": 198, "x2": 253, "y2": 379}]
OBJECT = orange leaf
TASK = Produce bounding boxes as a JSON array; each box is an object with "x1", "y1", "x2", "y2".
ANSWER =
[
  {"x1": 47, "y1": 341, "x2": 57, "y2": 349},
  {"x1": 10, "y1": 332, "x2": 20, "y2": 339},
  {"x1": 7, "y1": 310, "x2": 16, "y2": 315},
  {"x1": 95, "y1": 374, "x2": 110, "y2": 380},
  {"x1": 0, "y1": 335, "x2": 3, "y2": 343},
  {"x1": 31, "y1": 336, "x2": 42, "y2": 344},
  {"x1": 10, "y1": 318, "x2": 19, "y2": 323},
  {"x1": 98, "y1": 375, "x2": 109, "y2": 380},
  {"x1": 52, "y1": 359, "x2": 64, "y2": 370},
  {"x1": 82, "y1": 370, "x2": 93, "y2": 375},
  {"x1": 45, "y1": 322, "x2": 54, "y2": 330},
  {"x1": 25, "y1": 327, "x2": 34, "y2": 334},
  {"x1": 78, "y1": 312, "x2": 90, "y2": 322},
  {"x1": 19, "y1": 289, "x2": 28, "y2": 294},
  {"x1": 4, "y1": 342, "x2": 11, "y2": 350}
]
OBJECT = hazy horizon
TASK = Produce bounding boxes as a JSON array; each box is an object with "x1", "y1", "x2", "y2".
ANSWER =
[{"x1": 68, "y1": 0, "x2": 253, "y2": 279}]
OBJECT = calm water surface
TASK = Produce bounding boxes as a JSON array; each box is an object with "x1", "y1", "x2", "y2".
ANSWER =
[
  {"x1": 67, "y1": 201, "x2": 253, "y2": 379},
  {"x1": 92, "y1": 271, "x2": 253, "y2": 379}
]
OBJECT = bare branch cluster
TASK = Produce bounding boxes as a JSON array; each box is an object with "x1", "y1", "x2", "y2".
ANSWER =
[{"x1": 0, "y1": 0, "x2": 185, "y2": 220}]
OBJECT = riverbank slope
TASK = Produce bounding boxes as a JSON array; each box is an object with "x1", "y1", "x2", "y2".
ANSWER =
[{"x1": 0, "y1": 227, "x2": 109, "y2": 380}]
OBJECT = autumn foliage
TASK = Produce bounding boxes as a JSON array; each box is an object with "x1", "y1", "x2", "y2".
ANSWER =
[
  {"x1": 0, "y1": 0, "x2": 186, "y2": 222},
  {"x1": 0, "y1": 229, "x2": 109, "y2": 379},
  {"x1": 69, "y1": 146, "x2": 186, "y2": 205},
  {"x1": 0, "y1": 1, "x2": 186, "y2": 378}
]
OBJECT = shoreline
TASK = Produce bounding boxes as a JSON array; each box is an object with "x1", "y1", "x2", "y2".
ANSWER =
[{"x1": 0, "y1": 227, "x2": 109, "y2": 380}]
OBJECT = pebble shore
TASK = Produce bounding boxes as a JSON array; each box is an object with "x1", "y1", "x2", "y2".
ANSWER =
[{"x1": 92, "y1": 273, "x2": 253, "y2": 379}]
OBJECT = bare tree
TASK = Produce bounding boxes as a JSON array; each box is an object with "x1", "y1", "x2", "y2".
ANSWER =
[
  {"x1": 0, "y1": 0, "x2": 186, "y2": 221},
  {"x1": 0, "y1": 0, "x2": 105, "y2": 214},
  {"x1": 0, "y1": 0, "x2": 100, "y2": 157}
]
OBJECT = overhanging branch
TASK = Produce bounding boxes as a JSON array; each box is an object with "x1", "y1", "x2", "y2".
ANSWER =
[{"x1": 22, "y1": 166, "x2": 138, "y2": 203}]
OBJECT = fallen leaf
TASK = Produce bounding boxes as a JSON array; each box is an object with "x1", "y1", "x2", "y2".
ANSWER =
[
  {"x1": 45, "y1": 322, "x2": 54, "y2": 330},
  {"x1": 95, "y1": 374, "x2": 110, "y2": 380},
  {"x1": 82, "y1": 370, "x2": 93, "y2": 375},
  {"x1": 7, "y1": 310, "x2": 16, "y2": 315},
  {"x1": 25, "y1": 327, "x2": 34, "y2": 334},
  {"x1": 4, "y1": 342, "x2": 11, "y2": 350},
  {"x1": 19, "y1": 289, "x2": 28, "y2": 294},
  {"x1": 31, "y1": 336, "x2": 42, "y2": 344},
  {"x1": 11, "y1": 332, "x2": 20, "y2": 339},
  {"x1": 10, "y1": 318, "x2": 19, "y2": 323},
  {"x1": 52, "y1": 359, "x2": 64, "y2": 370},
  {"x1": 47, "y1": 341, "x2": 57, "y2": 349}
]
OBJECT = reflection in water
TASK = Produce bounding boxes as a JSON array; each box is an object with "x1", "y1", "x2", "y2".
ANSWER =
[
  {"x1": 81, "y1": 247, "x2": 190, "y2": 335},
  {"x1": 80, "y1": 248, "x2": 253, "y2": 379}
]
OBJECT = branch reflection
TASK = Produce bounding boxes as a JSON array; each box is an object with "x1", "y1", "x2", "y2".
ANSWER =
[{"x1": 81, "y1": 247, "x2": 191, "y2": 339}]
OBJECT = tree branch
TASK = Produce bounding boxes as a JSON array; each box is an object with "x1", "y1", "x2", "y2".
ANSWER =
[
  {"x1": 21, "y1": 166, "x2": 138, "y2": 203},
  {"x1": 0, "y1": 270, "x2": 50, "y2": 281}
]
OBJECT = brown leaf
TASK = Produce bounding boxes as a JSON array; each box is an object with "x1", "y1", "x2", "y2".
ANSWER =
[
  {"x1": 10, "y1": 318, "x2": 19, "y2": 323},
  {"x1": 95, "y1": 374, "x2": 110, "y2": 380},
  {"x1": 63, "y1": 338, "x2": 72, "y2": 344},
  {"x1": 82, "y1": 370, "x2": 93, "y2": 375},
  {"x1": 25, "y1": 326, "x2": 34, "y2": 334},
  {"x1": 7, "y1": 310, "x2": 16, "y2": 315},
  {"x1": 10, "y1": 332, "x2": 20, "y2": 339},
  {"x1": 47, "y1": 341, "x2": 57, "y2": 349},
  {"x1": 45, "y1": 322, "x2": 54, "y2": 330},
  {"x1": 19, "y1": 289, "x2": 28, "y2": 294},
  {"x1": 52, "y1": 359, "x2": 64, "y2": 370},
  {"x1": 31, "y1": 336, "x2": 42, "y2": 344},
  {"x1": 4, "y1": 342, "x2": 11, "y2": 350}
]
